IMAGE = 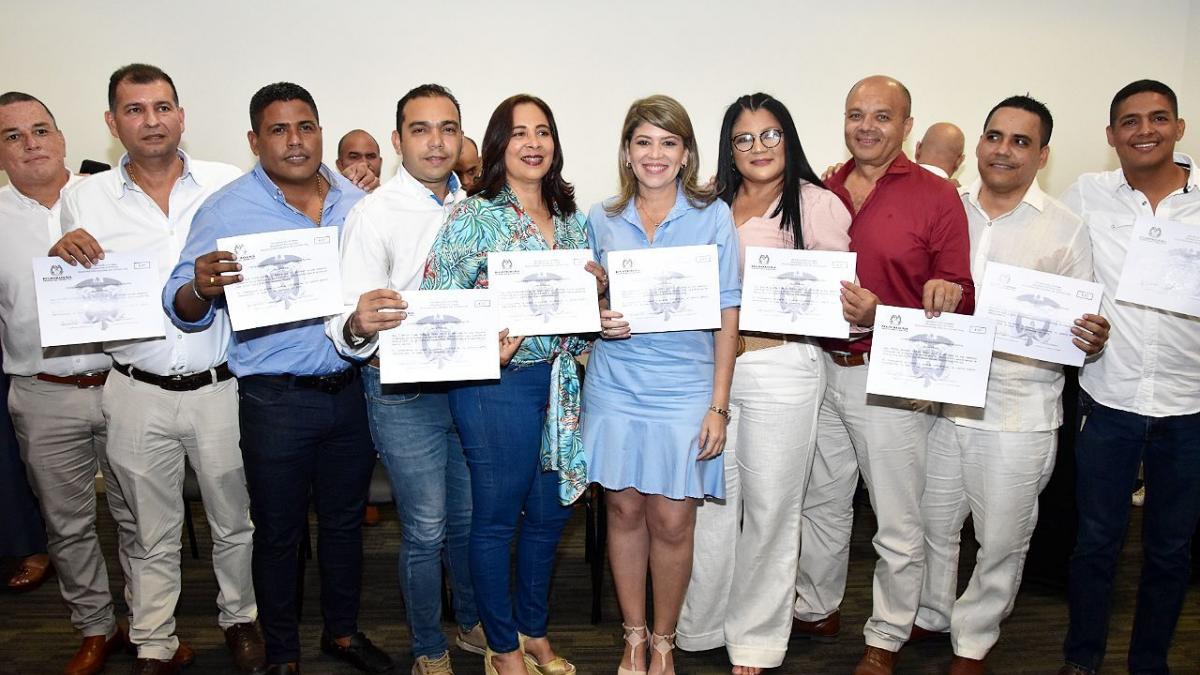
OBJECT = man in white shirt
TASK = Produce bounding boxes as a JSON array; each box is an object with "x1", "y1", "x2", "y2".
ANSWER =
[
  {"x1": 327, "y1": 83, "x2": 484, "y2": 675},
  {"x1": 50, "y1": 64, "x2": 262, "y2": 675},
  {"x1": 0, "y1": 91, "x2": 136, "y2": 675},
  {"x1": 915, "y1": 122, "x2": 965, "y2": 185},
  {"x1": 1058, "y1": 79, "x2": 1200, "y2": 675},
  {"x1": 913, "y1": 96, "x2": 1109, "y2": 675}
]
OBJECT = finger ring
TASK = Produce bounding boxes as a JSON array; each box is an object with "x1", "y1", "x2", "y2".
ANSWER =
[{"x1": 209, "y1": 276, "x2": 216, "y2": 286}]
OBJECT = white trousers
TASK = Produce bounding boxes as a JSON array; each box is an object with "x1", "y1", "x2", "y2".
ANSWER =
[
  {"x1": 917, "y1": 417, "x2": 1056, "y2": 660},
  {"x1": 678, "y1": 341, "x2": 825, "y2": 667},
  {"x1": 8, "y1": 376, "x2": 135, "y2": 637},
  {"x1": 795, "y1": 353, "x2": 936, "y2": 651},
  {"x1": 102, "y1": 368, "x2": 256, "y2": 659}
]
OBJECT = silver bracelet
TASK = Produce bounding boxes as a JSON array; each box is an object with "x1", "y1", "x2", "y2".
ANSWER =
[{"x1": 190, "y1": 276, "x2": 209, "y2": 302}]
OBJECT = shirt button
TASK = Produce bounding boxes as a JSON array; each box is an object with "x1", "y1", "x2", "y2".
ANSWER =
[{"x1": 176, "y1": 335, "x2": 183, "y2": 340}]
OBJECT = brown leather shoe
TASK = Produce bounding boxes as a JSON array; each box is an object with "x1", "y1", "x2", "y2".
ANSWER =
[
  {"x1": 852, "y1": 646, "x2": 899, "y2": 675},
  {"x1": 792, "y1": 610, "x2": 840, "y2": 642},
  {"x1": 131, "y1": 657, "x2": 179, "y2": 675},
  {"x1": 171, "y1": 641, "x2": 195, "y2": 669},
  {"x1": 65, "y1": 626, "x2": 129, "y2": 675},
  {"x1": 1056, "y1": 665, "x2": 1092, "y2": 675},
  {"x1": 224, "y1": 622, "x2": 266, "y2": 672},
  {"x1": 6, "y1": 553, "x2": 53, "y2": 592},
  {"x1": 907, "y1": 624, "x2": 949, "y2": 644},
  {"x1": 948, "y1": 655, "x2": 986, "y2": 674}
]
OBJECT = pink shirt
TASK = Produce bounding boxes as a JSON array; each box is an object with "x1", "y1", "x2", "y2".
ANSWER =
[{"x1": 736, "y1": 181, "x2": 852, "y2": 273}]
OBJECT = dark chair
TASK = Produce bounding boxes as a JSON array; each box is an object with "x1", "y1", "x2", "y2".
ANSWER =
[{"x1": 583, "y1": 484, "x2": 607, "y2": 624}]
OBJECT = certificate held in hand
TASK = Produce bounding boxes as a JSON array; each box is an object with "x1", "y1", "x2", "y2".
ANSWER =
[
  {"x1": 1115, "y1": 215, "x2": 1200, "y2": 318},
  {"x1": 605, "y1": 244, "x2": 720, "y2": 334},
  {"x1": 976, "y1": 262, "x2": 1102, "y2": 367},
  {"x1": 378, "y1": 289, "x2": 499, "y2": 384},
  {"x1": 486, "y1": 250, "x2": 600, "y2": 337},
  {"x1": 739, "y1": 247, "x2": 855, "y2": 338},
  {"x1": 33, "y1": 252, "x2": 166, "y2": 347},
  {"x1": 217, "y1": 227, "x2": 344, "y2": 332}
]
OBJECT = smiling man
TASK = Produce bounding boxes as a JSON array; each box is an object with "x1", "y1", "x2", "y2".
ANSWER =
[
  {"x1": 915, "y1": 95, "x2": 1109, "y2": 675},
  {"x1": 793, "y1": 74, "x2": 974, "y2": 675},
  {"x1": 164, "y1": 82, "x2": 391, "y2": 675},
  {"x1": 50, "y1": 63, "x2": 260, "y2": 675},
  {"x1": 328, "y1": 82, "x2": 484, "y2": 675},
  {"x1": 1057, "y1": 79, "x2": 1199, "y2": 675}
]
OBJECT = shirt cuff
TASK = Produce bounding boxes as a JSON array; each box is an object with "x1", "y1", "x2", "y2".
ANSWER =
[
  {"x1": 162, "y1": 276, "x2": 217, "y2": 331},
  {"x1": 327, "y1": 310, "x2": 379, "y2": 360}
]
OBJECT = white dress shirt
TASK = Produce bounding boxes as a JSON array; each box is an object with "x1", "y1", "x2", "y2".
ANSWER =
[
  {"x1": 0, "y1": 172, "x2": 112, "y2": 377},
  {"x1": 943, "y1": 179, "x2": 1092, "y2": 432},
  {"x1": 59, "y1": 152, "x2": 242, "y2": 376},
  {"x1": 921, "y1": 163, "x2": 950, "y2": 180},
  {"x1": 327, "y1": 165, "x2": 466, "y2": 359},
  {"x1": 1063, "y1": 153, "x2": 1200, "y2": 417}
]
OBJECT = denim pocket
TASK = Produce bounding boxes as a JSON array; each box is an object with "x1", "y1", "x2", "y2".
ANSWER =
[
  {"x1": 239, "y1": 383, "x2": 286, "y2": 406},
  {"x1": 369, "y1": 389, "x2": 421, "y2": 406}
]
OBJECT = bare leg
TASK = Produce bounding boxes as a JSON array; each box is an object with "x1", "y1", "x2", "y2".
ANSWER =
[
  {"x1": 646, "y1": 494, "x2": 699, "y2": 675},
  {"x1": 608, "y1": 488, "x2": 651, "y2": 671}
]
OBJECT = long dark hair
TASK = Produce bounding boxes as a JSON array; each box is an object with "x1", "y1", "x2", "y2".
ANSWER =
[
  {"x1": 475, "y1": 94, "x2": 577, "y2": 217},
  {"x1": 716, "y1": 93, "x2": 824, "y2": 249}
]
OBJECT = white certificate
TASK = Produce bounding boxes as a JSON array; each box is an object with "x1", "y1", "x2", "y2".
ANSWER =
[
  {"x1": 217, "y1": 227, "x2": 343, "y2": 332},
  {"x1": 976, "y1": 262, "x2": 1102, "y2": 367},
  {"x1": 486, "y1": 250, "x2": 600, "y2": 337},
  {"x1": 740, "y1": 247, "x2": 855, "y2": 338},
  {"x1": 33, "y1": 252, "x2": 166, "y2": 347},
  {"x1": 606, "y1": 244, "x2": 721, "y2": 334},
  {"x1": 865, "y1": 305, "x2": 995, "y2": 407},
  {"x1": 378, "y1": 290, "x2": 499, "y2": 384},
  {"x1": 1115, "y1": 215, "x2": 1200, "y2": 317}
]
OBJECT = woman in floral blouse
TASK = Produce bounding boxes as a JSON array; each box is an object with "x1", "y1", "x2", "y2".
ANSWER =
[{"x1": 421, "y1": 93, "x2": 602, "y2": 675}]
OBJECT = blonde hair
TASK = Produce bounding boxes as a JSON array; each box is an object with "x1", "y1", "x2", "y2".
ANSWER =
[{"x1": 605, "y1": 94, "x2": 715, "y2": 217}]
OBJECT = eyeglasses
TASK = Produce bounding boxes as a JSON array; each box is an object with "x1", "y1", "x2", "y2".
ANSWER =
[{"x1": 732, "y1": 128, "x2": 783, "y2": 152}]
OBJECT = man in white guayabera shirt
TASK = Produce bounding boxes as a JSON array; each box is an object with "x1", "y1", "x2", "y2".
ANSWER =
[
  {"x1": 0, "y1": 90, "x2": 135, "y2": 675},
  {"x1": 913, "y1": 95, "x2": 1109, "y2": 675},
  {"x1": 327, "y1": 83, "x2": 486, "y2": 675},
  {"x1": 1058, "y1": 79, "x2": 1200, "y2": 675}
]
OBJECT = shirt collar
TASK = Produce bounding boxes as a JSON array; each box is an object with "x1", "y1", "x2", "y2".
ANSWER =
[
  {"x1": 619, "y1": 181, "x2": 695, "y2": 227},
  {"x1": 7, "y1": 166, "x2": 72, "y2": 209},
  {"x1": 921, "y1": 163, "x2": 949, "y2": 179},
  {"x1": 115, "y1": 150, "x2": 195, "y2": 199},
  {"x1": 390, "y1": 163, "x2": 463, "y2": 206},
  {"x1": 963, "y1": 178, "x2": 1046, "y2": 215},
  {"x1": 1115, "y1": 152, "x2": 1198, "y2": 193},
  {"x1": 835, "y1": 152, "x2": 915, "y2": 184},
  {"x1": 252, "y1": 162, "x2": 343, "y2": 209}
]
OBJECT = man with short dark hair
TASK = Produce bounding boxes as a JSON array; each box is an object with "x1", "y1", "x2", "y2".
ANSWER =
[
  {"x1": 336, "y1": 129, "x2": 383, "y2": 192},
  {"x1": 453, "y1": 136, "x2": 481, "y2": 193},
  {"x1": 51, "y1": 63, "x2": 262, "y2": 675},
  {"x1": 916, "y1": 95, "x2": 1109, "y2": 675},
  {"x1": 1057, "y1": 79, "x2": 1199, "y2": 675},
  {"x1": 329, "y1": 82, "x2": 483, "y2": 675},
  {"x1": 165, "y1": 82, "x2": 391, "y2": 675},
  {"x1": 0, "y1": 90, "x2": 135, "y2": 675},
  {"x1": 794, "y1": 74, "x2": 974, "y2": 675}
]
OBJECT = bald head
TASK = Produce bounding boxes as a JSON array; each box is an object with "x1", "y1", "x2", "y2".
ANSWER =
[
  {"x1": 847, "y1": 75, "x2": 912, "y2": 119},
  {"x1": 914, "y1": 122, "x2": 965, "y2": 178},
  {"x1": 336, "y1": 129, "x2": 382, "y2": 178}
]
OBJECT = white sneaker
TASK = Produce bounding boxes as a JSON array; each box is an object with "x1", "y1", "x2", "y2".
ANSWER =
[
  {"x1": 413, "y1": 650, "x2": 454, "y2": 675},
  {"x1": 455, "y1": 624, "x2": 487, "y2": 656},
  {"x1": 1132, "y1": 485, "x2": 1146, "y2": 507}
]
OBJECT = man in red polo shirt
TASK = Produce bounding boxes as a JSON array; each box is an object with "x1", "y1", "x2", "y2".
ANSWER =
[{"x1": 792, "y1": 75, "x2": 974, "y2": 675}]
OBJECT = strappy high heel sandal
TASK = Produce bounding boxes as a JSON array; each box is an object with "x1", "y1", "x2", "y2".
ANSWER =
[
  {"x1": 617, "y1": 624, "x2": 648, "y2": 675},
  {"x1": 650, "y1": 632, "x2": 676, "y2": 675},
  {"x1": 518, "y1": 633, "x2": 576, "y2": 675}
]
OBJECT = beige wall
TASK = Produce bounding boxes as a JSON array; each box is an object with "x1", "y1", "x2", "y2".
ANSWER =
[{"x1": 1, "y1": 0, "x2": 1196, "y2": 205}]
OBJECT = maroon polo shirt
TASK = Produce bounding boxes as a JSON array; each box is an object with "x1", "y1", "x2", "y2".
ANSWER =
[{"x1": 824, "y1": 152, "x2": 974, "y2": 354}]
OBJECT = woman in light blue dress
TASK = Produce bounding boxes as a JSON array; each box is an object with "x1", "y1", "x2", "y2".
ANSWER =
[{"x1": 583, "y1": 95, "x2": 741, "y2": 675}]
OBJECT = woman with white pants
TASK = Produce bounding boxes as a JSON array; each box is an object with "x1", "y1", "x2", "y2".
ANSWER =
[{"x1": 676, "y1": 93, "x2": 851, "y2": 674}]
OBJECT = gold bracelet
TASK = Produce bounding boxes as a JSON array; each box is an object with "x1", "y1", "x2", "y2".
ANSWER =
[{"x1": 708, "y1": 405, "x2": 730, "y2": 422}]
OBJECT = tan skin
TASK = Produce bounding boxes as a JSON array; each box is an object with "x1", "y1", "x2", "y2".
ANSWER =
[
  {"x1": 1106, "y1": 91, "x2": 1188, "y2": 212},
  {"x1": 599, "y1": 121, "x2": 738, "y2": 675},
  {"x1": 50, "y1": 79, "x2": 188, "y2": 267},
  {"x1": 975, "y1": 106, "x2": 1111, "y2": 356}
]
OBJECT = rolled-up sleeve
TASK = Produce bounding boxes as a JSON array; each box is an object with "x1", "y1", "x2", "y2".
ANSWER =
[
  {"x1": 326, "y1": 204, "x2": 389, "y2": 358},
  {"x1": 162, "y1": 201, "x2": 221, "y2": 331}
]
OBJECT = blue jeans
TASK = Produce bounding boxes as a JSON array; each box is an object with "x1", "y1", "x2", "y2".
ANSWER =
[
  {"x1": 361, "y1": 366, "x2": 476, "y2": 659},
  {"x1": 1064, "y1": 392, "x2": 1200, "y2": 674},
  {"x1": 238, "y1": 370, "x2": 376, "y2": 664},
  {"x1": 0, "y1": 371, "x2": 47, "y2": 557},
  {"x1": 448, "y1": 362, "x2": 573, "y2": 653}
]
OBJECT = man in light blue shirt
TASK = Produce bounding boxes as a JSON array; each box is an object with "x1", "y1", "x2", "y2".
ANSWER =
[{"x1": 163, "y1": 82, "x2": 391, "y2": 675}]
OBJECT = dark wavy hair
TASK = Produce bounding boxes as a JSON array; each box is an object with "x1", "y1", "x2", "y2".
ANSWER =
[
  {"x1": 475, "y1": 94, "x2": 576, "y2": 217},
  {"x1": 716, "y1": 93, "x2": 825, "y2": 250}
]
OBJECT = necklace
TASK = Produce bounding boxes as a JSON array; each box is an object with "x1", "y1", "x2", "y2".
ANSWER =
[
  {"x1": 313, "y1": 172, "x2": 326, "y2": 226},
  {"x1": 635, "y1": 198, "x2": 670, "y2": 228}
]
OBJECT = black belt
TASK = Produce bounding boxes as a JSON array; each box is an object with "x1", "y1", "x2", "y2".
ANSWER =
[
  {"x1": 113, "y1": 362, "x2": 233, "y2": 392},
  {"x1": 250, "y1": 368, "x2": 357, "y2": 395}
]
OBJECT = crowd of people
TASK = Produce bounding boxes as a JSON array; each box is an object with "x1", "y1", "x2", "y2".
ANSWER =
[{"x1": 0, "y1": 63, "x2": 1195, "y2": 675}]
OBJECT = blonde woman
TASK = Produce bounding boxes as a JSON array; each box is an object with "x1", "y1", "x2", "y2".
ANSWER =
[{"x1": 583, "y1": 95, "x2": 741, "y2": 675}]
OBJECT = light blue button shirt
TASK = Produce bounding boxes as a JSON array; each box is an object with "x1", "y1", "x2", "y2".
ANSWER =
[{"x1": 162, "y1": 163, "x2": 366, "y2": 376}]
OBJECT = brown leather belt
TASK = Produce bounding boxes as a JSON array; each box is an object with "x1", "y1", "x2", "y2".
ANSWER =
[
  {"x1": 828, "y1": 351, "x2": 867, "y2": 367},
  {"x1": 35, "y1": 371, "x2": 110, "y2": 388},
  {"x1": 113, "y1": 362, "x2": 233, "y2": 392}
]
